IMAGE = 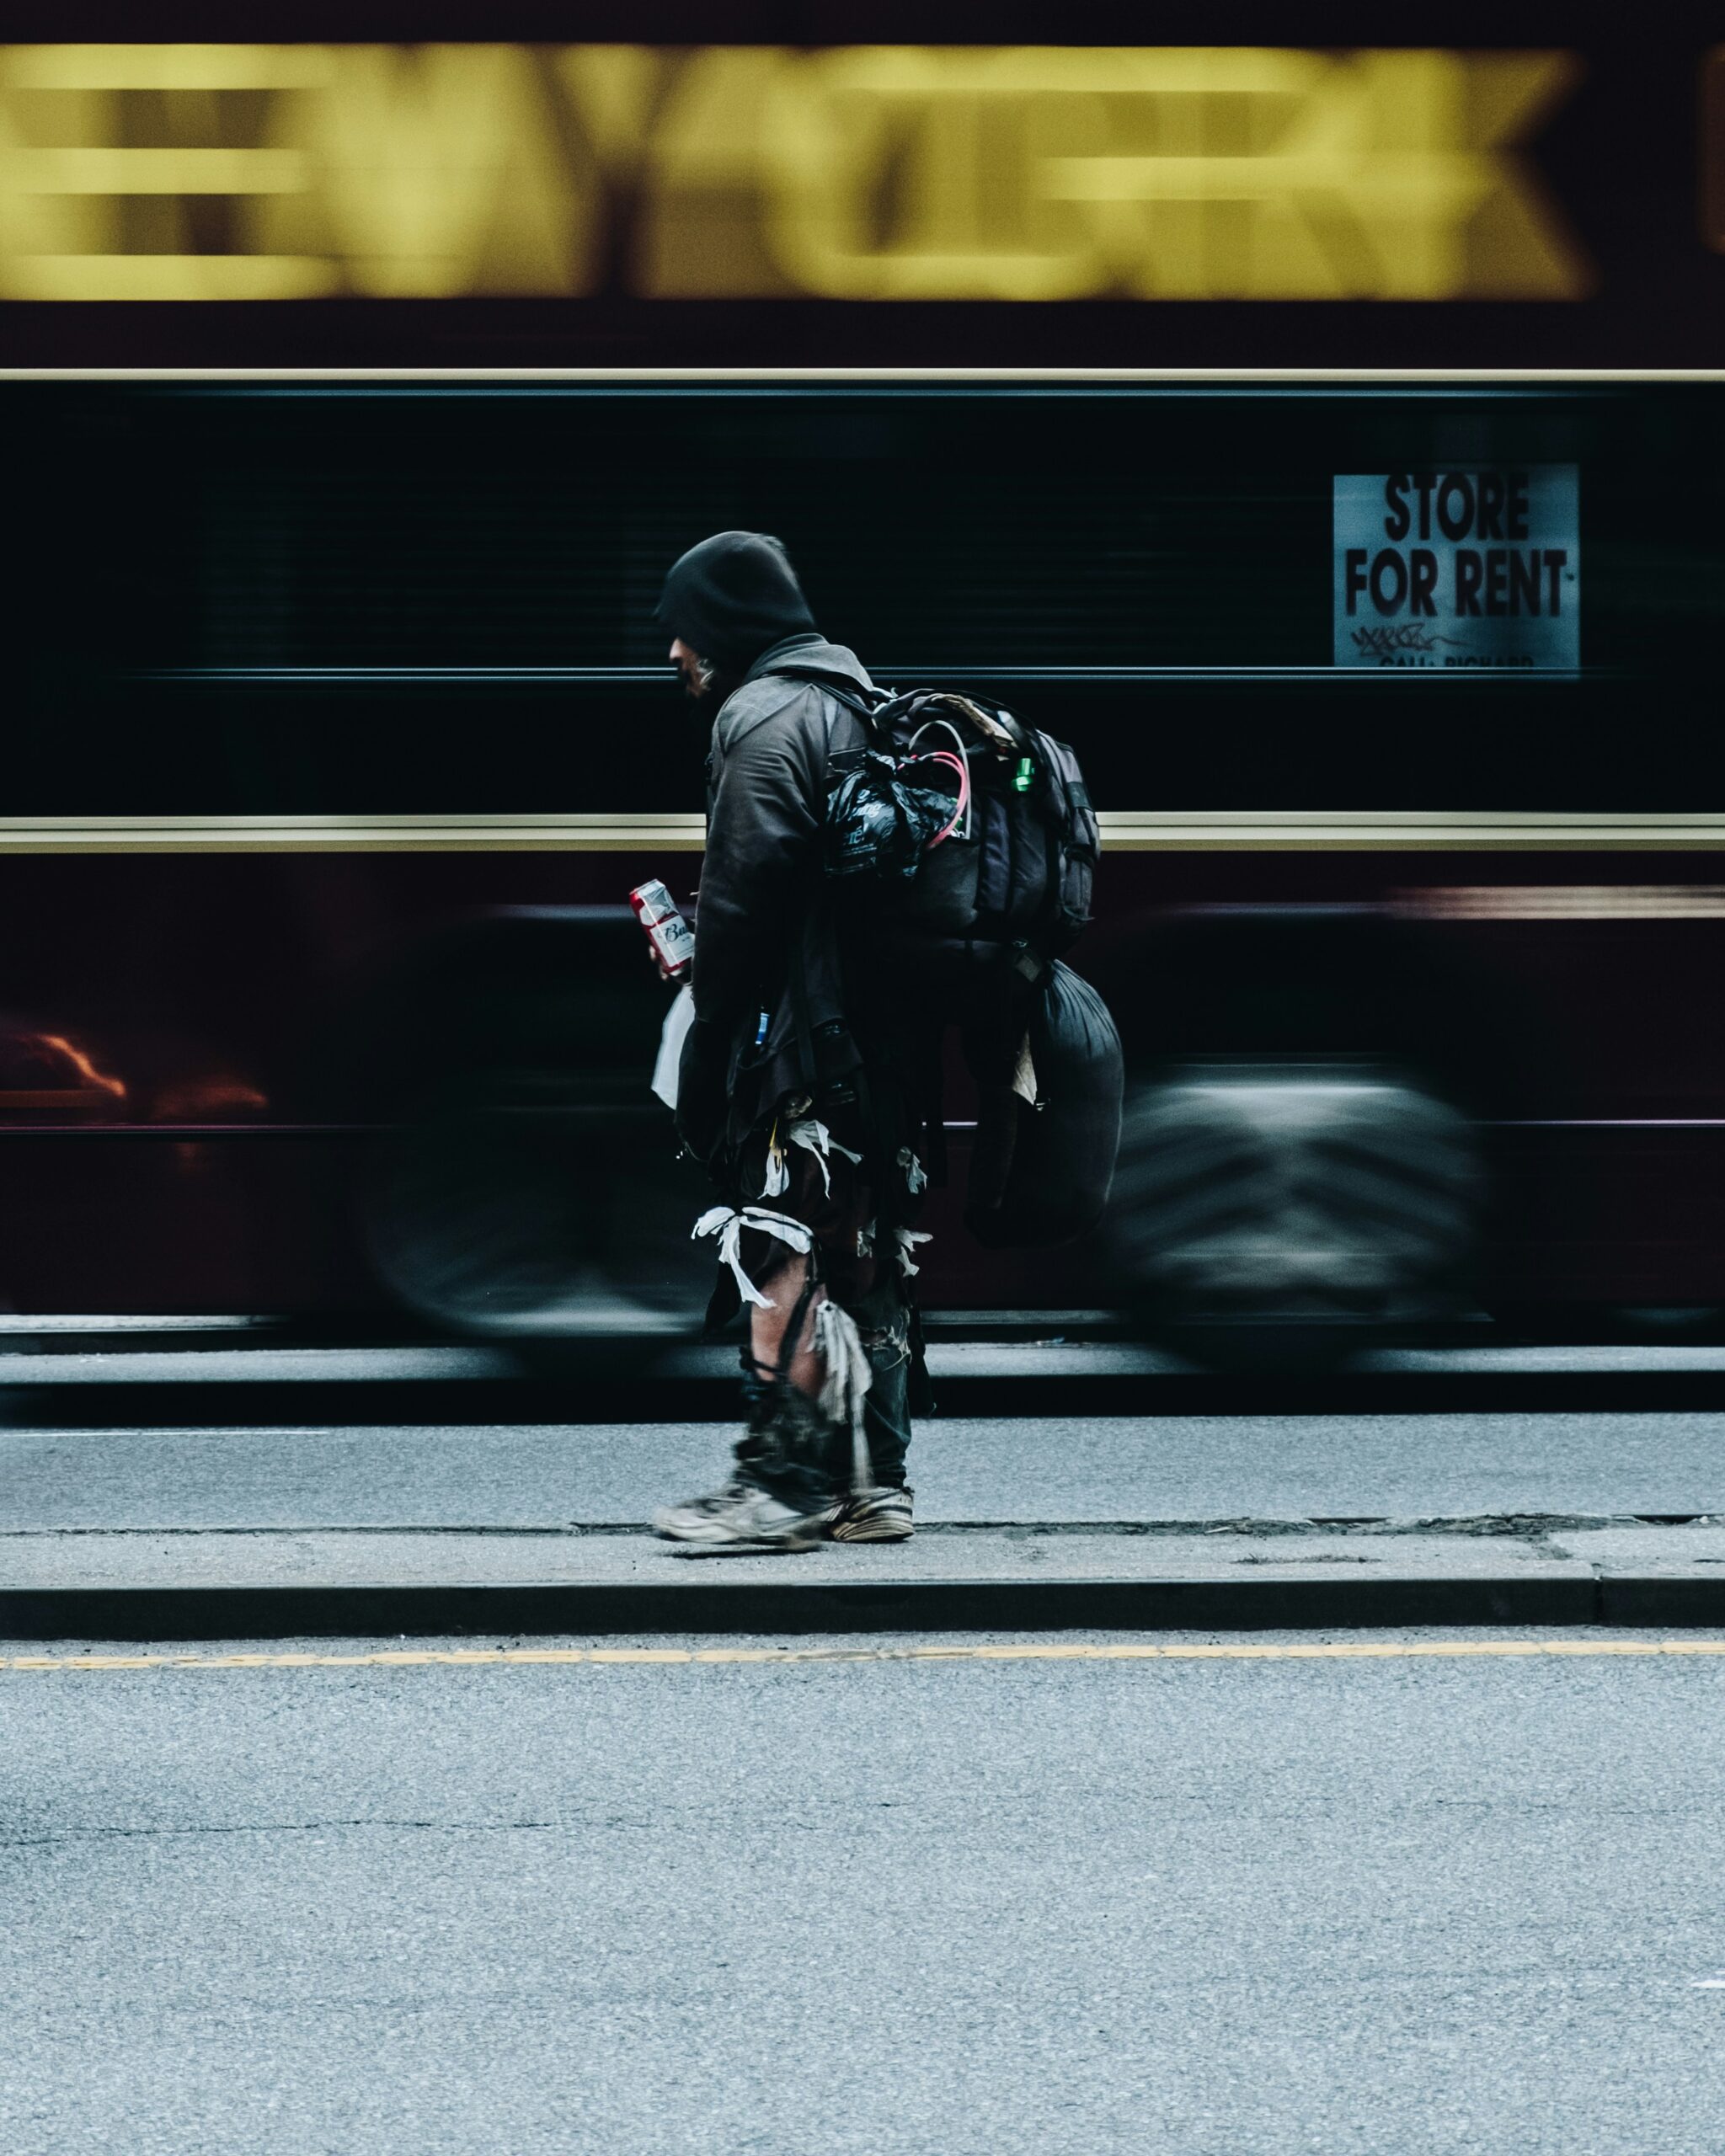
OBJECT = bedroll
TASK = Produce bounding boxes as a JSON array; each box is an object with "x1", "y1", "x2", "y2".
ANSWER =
[{"x1": 965, "y1": 962, "x2": 1124, "y2": 1250}]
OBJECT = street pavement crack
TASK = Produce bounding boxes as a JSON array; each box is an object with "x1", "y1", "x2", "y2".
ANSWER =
[{"x1": 0, "y1": 1513, "x2": 1714, "y2": 1539}]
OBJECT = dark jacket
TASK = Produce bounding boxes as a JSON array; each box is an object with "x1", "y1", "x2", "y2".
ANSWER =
[{"x1": 679, "y1": 632, "x2": 879, "y2": 1155}]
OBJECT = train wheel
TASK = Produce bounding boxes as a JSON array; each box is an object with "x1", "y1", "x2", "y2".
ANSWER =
[
  {"x1": 363, "y1": 1095, "x2": 702, "y2": 1338},
  {"x1": 1105, "y1": 1065, "x2": 1482, "y2": 1374}
]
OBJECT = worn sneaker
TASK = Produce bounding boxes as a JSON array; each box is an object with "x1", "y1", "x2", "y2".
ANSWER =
[
  {"x1": 653, "y1": 1471, "x2": 837, "y2": 1550},
  {"x1": 829, "y1": 1484, "x2": 914, "y2": 1543}
]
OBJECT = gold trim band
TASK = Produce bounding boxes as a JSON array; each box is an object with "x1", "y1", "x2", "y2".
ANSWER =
[
  {"x1": 1106, "y1": 812, "x2": 1725, "y2": 852},
  {"x1": 0, "y1": 813, "x2": 704, "y2": 854},
  {"x1": 0, "y1": 810, "x2": 1722, "y2": 853}
]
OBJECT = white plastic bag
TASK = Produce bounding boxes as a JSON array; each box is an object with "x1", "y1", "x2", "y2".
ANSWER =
[{"x1": 651, "y1": 984, "x2": 697, "y2": 1110}]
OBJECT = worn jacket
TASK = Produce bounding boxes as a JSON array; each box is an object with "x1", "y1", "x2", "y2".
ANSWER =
[{"x1": 678, "y1": 632, "x2": 878, "y2": 1155}]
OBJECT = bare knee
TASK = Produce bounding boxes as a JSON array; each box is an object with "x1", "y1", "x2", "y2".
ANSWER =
[{"x1": 749, "y1": 1257, "x2": 826, "y2": 1396}]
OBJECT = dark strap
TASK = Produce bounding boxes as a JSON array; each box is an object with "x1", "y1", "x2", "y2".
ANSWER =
[
  {"x1": 787, "y1": 929, "x2": 820, "y2": 1092},
  {"x1": 768, "y1": 1271, "x2": 821, "y2": 1391},
  {"x1": 766, "y1": 667, "x2": 893, "y2": 728},
  {"x1": 906, "y1": 1299, "x2": 934, "y2": 1417},
  {"x1": 767, "y1": 670, "x2": 1034, "y2": 772}
]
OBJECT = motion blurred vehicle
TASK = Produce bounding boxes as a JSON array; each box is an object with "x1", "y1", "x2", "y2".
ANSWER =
[{"x1": 3, "y1": 375, "x2": 1722, "y2": 1360}]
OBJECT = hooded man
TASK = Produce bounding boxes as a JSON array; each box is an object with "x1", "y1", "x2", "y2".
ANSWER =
[{"x1": 652, "y1": 531, "x2": 931, "y2": 1549}]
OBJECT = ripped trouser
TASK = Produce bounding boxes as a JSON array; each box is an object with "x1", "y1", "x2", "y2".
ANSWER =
[{"x1": 694, "y1": 1096, "x2": 927, "y2": 1498}]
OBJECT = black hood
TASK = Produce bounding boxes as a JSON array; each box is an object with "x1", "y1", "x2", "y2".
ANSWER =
[{"x1": 654, "y1": 531, "x2": 817, "y2": 675}]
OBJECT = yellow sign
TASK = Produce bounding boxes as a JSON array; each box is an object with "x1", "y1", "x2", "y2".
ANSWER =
[{"x1": 0, "y1": 44, "x2": 1589, "y2": 301}]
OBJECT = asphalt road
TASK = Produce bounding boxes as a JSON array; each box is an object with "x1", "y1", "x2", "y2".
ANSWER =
[
  {"x1": 6, "y1": 1409, "x2": 1725, "y2": 1531},
  {"x1": 5, "y1": 1630, "x2": 1725, "y2": 2153}
]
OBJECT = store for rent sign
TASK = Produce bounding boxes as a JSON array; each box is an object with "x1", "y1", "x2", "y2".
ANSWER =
[{"x1": 1333, "y1": 467, "x2": 1579, "y2": 667}]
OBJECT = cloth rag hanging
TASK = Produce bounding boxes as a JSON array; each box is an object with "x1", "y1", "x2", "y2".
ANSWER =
[
  {"x1": 813, "y1": 1297, "x2": 875, "y2": 1491},
  {"x1": 692, "y1": 1204, "x2": 815, "y2": 1310}
]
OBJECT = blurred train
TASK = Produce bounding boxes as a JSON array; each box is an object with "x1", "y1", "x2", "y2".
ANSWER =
[{"x1": 3, "y1": 372, "x2": 1723, "y2": 1357}]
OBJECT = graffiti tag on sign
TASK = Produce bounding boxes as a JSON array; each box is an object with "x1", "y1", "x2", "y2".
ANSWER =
[{"x1": 1333, "y1": 467, "x2": 1580, "y2": 669}]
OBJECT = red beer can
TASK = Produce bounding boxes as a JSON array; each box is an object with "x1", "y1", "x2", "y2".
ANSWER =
[{"x1": 629, "y1": 879, "x2": 696, "y2": 983}]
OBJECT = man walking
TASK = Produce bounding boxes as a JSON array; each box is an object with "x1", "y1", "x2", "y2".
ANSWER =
[{"x1": 652, "y1": 531, "x2": 930, "y2": 1549}]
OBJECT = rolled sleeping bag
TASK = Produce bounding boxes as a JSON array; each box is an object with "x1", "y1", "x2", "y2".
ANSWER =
[{"x1": 965, "y1": 962, "x2": 1124, "y2": 1248}]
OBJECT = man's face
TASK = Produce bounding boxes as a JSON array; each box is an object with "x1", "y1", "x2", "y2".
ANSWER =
[{"x1": 670, "y1": 638, "x2": 715, "y2": 700}]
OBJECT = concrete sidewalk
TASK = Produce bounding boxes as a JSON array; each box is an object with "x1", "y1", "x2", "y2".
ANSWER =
[
  {"x1": 14, "y1": 1410, "x2": 1725, "y2": 1527},
  {"x1": 4, "y1": 1515, "x2": 1725, "y2": 1637},
  {"x1": 9, "y1": 1385, "x2": 1725, "y2": 1638}
]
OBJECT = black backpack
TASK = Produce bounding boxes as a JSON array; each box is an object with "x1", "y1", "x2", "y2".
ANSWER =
[{"x1": 811, "y1": 682, "x2": 1100, "y2": 994}]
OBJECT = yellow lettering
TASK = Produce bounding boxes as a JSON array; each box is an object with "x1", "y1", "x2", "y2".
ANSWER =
[
  {"x1": 638, "y1": 48, "x2": 800, "y2": 296},
  {"x1": 758, "y1": 47, "x2": 1110, "y2": 299},
  {"x1": 552, "y1": 45, "x2": 665, "y2": 178},
  {"x1": 0, "y1": 72, "x2": 115, "y2": 291},
  {"x1": 0, "y1": 45, "x2": 333, "y2": 297},
  {"x1": 254, "y1": 45, "x2": 581, "y2": 297},
  {"x1": 0, "y1": 41, "x2": 1589, "y2": 302},
  {"x1": 758, "y1": 46, "x2": 1589, "y2": 301},
  {"x1": 549, "y1": 44, "x2": 670, "y2": 291}
]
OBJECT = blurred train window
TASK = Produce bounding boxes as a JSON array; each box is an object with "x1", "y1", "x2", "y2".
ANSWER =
[
  {"x1": 3, "y1": 382, "x2": 1724, "y2": 813},
  {"x1": 174, "y1": 396, "x2": 1327, "y2": 670}
]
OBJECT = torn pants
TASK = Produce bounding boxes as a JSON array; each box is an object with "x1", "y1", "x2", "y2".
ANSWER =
[{"x1": 697, "y1": 1091, "x2": 924, "y2": 1494}]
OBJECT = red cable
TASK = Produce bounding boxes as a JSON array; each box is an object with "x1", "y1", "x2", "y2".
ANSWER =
[{"x1": 918, "y1": 750, "x2": 969, "y2": 846}]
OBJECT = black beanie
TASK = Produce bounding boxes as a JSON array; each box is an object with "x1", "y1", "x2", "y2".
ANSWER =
[{"x1": 654, "y1": 531, "x2": 817, "y2": 675}]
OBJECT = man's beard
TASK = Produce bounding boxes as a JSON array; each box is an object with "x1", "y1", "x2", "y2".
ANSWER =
[{"x1": 679, "y1": 659, "x2": 743, "y2": 707}]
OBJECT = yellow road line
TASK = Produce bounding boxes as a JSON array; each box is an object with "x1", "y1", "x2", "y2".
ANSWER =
[{"x1": 3, "y1": 1640, "x2": 1725, "y2": 1673}]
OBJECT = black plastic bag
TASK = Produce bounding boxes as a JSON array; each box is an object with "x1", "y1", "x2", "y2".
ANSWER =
[
  {"x1": 825, "y1": 754, "x2": 958, "y2": 882},
  {"x1": 965, "y1": 963, "x2": 1123, "y2": 1249}
]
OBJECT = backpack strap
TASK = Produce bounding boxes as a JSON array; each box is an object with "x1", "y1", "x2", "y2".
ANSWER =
[
  {"x1": 1032, "y1": 729, "x2": 1100, "y2": 858},
  {"x1": 767, "y1": 670, "x2": 1031, "y2": 763},
  {"x1": 765, "y1": 666, "x2": 894, "y2": 728},
  {"x1": 787, "y1": 931, "x2": 819, "y2": 1093}
]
